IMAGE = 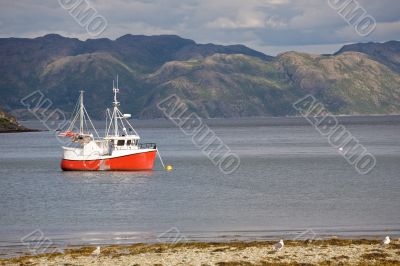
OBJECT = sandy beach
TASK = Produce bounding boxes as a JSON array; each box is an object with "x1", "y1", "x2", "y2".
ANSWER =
[{"x1": 2, "y1": 239, "x2": 400, "y2": 266}]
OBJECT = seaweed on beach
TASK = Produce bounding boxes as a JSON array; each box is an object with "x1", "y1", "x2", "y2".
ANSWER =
[
  {"x1": 2, "y1": 239, "x2": 400, "y2": 266},
  {"x1": 361, "y1": 252, "x2": 389, "y2": 260}
]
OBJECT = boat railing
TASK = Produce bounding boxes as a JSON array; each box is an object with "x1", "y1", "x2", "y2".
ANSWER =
[{"x1": 138, "y1": 143, "x2": 157, "y2": 149}]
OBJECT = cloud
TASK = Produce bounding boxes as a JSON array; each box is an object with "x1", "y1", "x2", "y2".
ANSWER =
[
  {"x1": 0, "y1": 0, "x2": 399, "y2": 55},
  {"x1": 206, "y1": 14, "x2": 287, "y2": 30}
]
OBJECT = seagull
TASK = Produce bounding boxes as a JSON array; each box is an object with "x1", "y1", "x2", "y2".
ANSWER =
[
  {"x1": 382, "y1": 236, "x2": 390, "y2": 246},
  {"x1": 338, "y1": 147, "x2": 344, "y2": 152},
  {"x1": 92, "y1": 246, "x2": 101, "y2": 256},
  {"x1": 273, "y1": 239, "x2": 284, "y2": 251}
]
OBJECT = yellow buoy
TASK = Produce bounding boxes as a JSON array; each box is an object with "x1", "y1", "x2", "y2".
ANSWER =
[{"x1": 165, "y1": 165, "x2": 173, "y2": 171}]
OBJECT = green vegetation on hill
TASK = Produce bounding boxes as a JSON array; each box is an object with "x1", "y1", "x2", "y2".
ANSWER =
[
  {"x1": 0, "y1": 35, "x2": 399, "y2": 119},
  {"x1": 0, "y1": 109, "x2": 35, "y2": 132}
]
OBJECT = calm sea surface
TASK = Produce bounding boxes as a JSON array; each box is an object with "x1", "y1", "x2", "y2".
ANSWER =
[{"x1": 0, "y1": 116, "x2": 399, "y2": 256}]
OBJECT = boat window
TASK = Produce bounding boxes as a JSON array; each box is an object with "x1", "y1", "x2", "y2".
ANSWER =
[
  {"x1": 127, "y1": 140, "x2": 132, "y2": 146},
  {"x1": 117, "y1": 140, "x2": 125, "y2": 146}
]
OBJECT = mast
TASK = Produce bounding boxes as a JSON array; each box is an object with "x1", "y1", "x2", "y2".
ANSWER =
[
  {"x1": 113, "y1": 77, "x2": 120, "y2": 137},
  {"x1": 79, "y1": 90, "x2": 84, "y2": 134},
  {"x1": 106, "y1": 75, "x2": 138, "y2": 138}
]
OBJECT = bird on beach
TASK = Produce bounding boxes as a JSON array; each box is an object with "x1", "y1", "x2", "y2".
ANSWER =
[
  {"x1": 382, "y1": 236, "x2": 390, "y2": 246},
  {"x1": 273, "y1": 239, "x2": 284, "y2": 251},
  {"x1": 92, "y1": 246, "x2": 101, "y2": 256}
]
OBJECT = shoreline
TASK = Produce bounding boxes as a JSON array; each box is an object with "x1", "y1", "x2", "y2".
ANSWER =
[
  {"x1": 0, "y1": 128, "x2": 42, "y2": 133},
  {"x1": 18, "y1": 114, "x2": 400, "y2": 131},
  {"x1": 2, "y1": 239, "x2": 399, "y2": 266}
]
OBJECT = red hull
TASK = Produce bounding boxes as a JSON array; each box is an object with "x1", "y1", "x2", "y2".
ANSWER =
[{"x1": 61, "y1": 151, "x2": 157, "y2": 171}]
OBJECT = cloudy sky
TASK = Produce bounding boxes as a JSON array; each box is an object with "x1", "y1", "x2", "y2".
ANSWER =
[{"x1": 1, "y1": 0, "x2": 399, "y2": 55}]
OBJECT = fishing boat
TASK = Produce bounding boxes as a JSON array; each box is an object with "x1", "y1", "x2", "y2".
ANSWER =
[{"x1": 59, "y1": 81, "x2": 157, "y2": 171}]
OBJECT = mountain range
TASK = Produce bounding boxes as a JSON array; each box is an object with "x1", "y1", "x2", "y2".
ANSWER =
[{"x1": 1, "y1": 34, "x2": 399, "y2": 119}]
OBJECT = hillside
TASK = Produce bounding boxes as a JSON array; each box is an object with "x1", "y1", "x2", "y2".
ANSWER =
[
  {"x1": 0, "y1": 109, "x2": 35, "y2": 132},
  {"x1": 335, "y1": 41, "x2": 400, "y2": 73},
  {"x1": 139, "y1": 51, "x2": 400, "y2": 118},
  {"x1": 0, "y1": 35, "x2": 399, "y2": 119}
]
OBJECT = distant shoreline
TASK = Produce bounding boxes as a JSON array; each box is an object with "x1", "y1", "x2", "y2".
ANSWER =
[
  {"x1": 0, "y1": 111, "x2": 41, "y2": 133},
  {"x1": 18, "y1": 114, "x2": 400, "y2": 131},
  {"x1": 2, "y1": 239, "x2": 399, "y2": 265},
  {"x1": 0, "y1": 128, "x2": 41, "y2": 133}
]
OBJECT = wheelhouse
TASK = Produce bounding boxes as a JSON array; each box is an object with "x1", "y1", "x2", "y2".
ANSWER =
[{"x1": 105, "y1": 135, "x2": 140, "y2": 150}]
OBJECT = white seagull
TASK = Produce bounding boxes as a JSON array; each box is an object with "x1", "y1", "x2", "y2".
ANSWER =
[
  {"x1": 382, "y1": 236, "x2": 390, "y2": 246},
  {"x1": 273, "y1": 239, "x2": 284, "y2": 251},
  {"x1": 338, "y1": 147, "x2": 344, "y2": 152},
  {"x1": 92, "y1": 246, "x2": 101, "y2": 256}
]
